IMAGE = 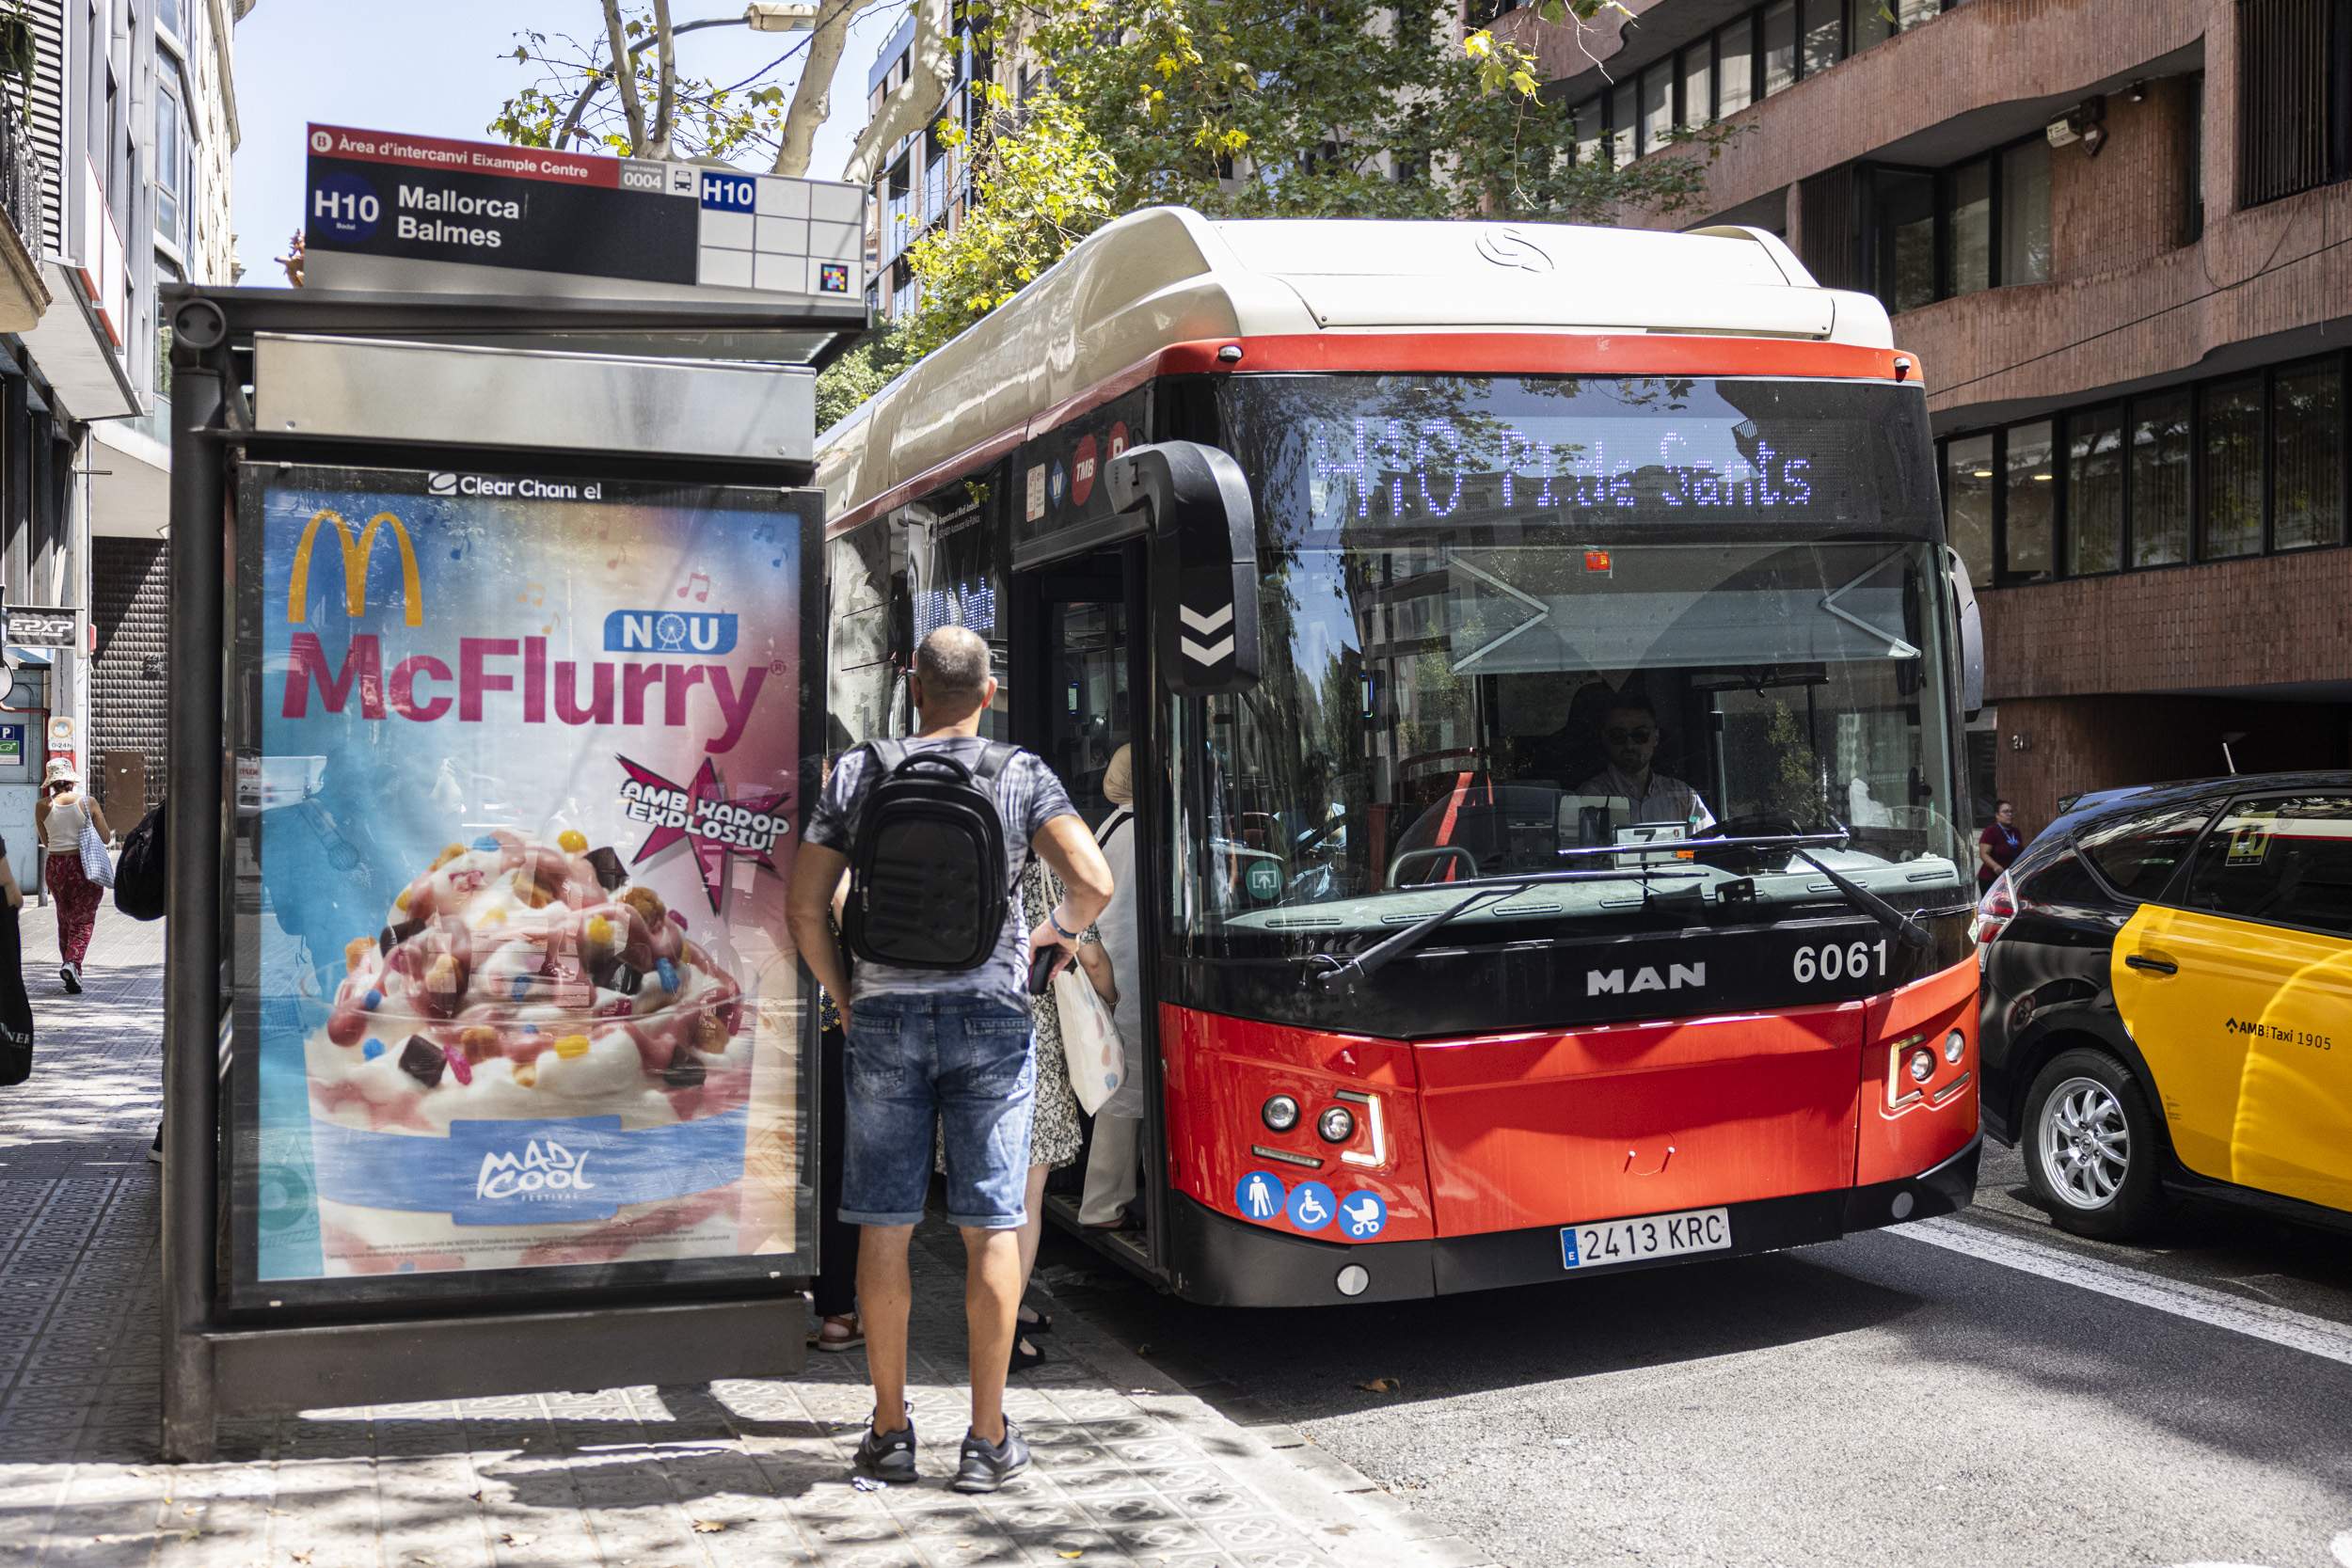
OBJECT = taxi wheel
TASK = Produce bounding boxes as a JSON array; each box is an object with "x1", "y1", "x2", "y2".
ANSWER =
[{"x1": 2024, "y1": 1048, "x2": 2166, "y2": 1242}]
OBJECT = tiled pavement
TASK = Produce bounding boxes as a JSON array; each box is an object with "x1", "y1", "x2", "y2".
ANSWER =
[{"x1": 0, "y1": 903, "x2": 1486, "y2": 1568}]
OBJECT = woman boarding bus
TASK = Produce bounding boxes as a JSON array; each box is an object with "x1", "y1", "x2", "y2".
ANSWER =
[{"x1": 818, "y1": 209, "x2": 1983, "y2": 1306}]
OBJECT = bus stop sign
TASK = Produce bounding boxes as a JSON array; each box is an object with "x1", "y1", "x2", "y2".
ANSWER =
[{"x1": 303, "y1": 123, "x2": 866, "y2": 308}]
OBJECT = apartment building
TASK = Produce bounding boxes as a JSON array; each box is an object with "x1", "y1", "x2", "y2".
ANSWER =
[
  {"x1": 85, "y1": 0, "x2": 246, "y2": 824},
  {"x1": 859, "y1": 8, "x2": 1018, "y2": 323},
  {"x1": 1516, "y1": 0, "x2": 2352, "y2": 829}
]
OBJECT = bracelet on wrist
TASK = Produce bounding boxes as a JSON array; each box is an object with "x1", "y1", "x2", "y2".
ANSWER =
[{"x1": 1047, "y1": 907, "x2": 1080, "y2": 942}]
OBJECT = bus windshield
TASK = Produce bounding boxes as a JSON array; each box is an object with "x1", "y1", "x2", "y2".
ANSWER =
[{"x1": 1174, "y1": 372, "x2": 1970, "y2": 943}]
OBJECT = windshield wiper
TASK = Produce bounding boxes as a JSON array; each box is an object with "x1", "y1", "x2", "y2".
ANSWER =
[
  {"x1": 1670, "y1": 823, "x2": 1931, "y2": 949},
  {"x1": 1791, "y1": 847, "x2": 1931, "y2": 949},
  {"x1": 1311, "y1": 864, "x2": 1702, "y2": 990}
]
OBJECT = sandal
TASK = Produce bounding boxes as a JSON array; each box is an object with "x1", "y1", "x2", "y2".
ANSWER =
[
  {"x1": 1009, "y1": 1336, "x2": 1045, "y2": 1375},
  {"x1": 815, "y1": 1312, "x2": 865, "y2": 1353},
  {"x1": 1016, "y1": 1302, "x2": 1054, "y2": 1335}
]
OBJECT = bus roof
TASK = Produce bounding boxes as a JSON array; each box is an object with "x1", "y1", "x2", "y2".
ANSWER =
[{"x1": 818, "y1": 206, "x2": 1900, "y2": 531}]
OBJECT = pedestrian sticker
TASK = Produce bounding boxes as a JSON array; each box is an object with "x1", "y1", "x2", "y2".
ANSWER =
[
  {"x1": 1339, "y1": 1191, "x2": 1387, "y2": 1240},
  {"x1": 1286, "y1": 1180, "x2": 1335, "y2": 1232},
  {"x1": 1235, "y1": 1170, "x2": 1287, "y2": 1224}
]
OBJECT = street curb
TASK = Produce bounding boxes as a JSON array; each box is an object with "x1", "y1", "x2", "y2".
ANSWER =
[{"x1": 1043, "y1": 1301, "x2": 1504, "y2": 1568}]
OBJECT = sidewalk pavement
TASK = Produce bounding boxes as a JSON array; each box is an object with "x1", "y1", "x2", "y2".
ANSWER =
[{"x1": 0, "y1": 901, "x2": 1485, "y2": 1568}]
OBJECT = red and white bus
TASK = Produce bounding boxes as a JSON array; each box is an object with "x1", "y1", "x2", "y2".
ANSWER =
[{"x1": 818, "y1": 209, "x2": 1983, "y2": 1305}]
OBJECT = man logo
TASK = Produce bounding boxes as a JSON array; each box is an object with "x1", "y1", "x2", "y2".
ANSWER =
[
  {"x1": 1587, "y1": 962, "x2": 1706, "y2": 997},
  {"x1": 288, "y1": 508, "x2": 424, "y2": 627},
  {"x1": 427, "y1": 472, "x2": 458, "y2": 496}
]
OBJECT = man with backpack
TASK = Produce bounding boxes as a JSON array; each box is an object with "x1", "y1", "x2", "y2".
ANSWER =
[{"x1": 787, "y1": 626, "x2": 1115, "y2": 1495}]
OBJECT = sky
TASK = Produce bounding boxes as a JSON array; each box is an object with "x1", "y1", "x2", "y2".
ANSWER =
[{"x1": 229, "y1": 0, "x2": 910, "y2": 284}]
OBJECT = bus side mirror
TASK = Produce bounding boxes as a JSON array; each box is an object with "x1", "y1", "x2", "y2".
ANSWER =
[
  {"x1": 1106, "y1": 441, "x2": 1262, "y2": 696},
  {"x1": 1947, "y1": 547, "x2": 1984, "y2": 720}
]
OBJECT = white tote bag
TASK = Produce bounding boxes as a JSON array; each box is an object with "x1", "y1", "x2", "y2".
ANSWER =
[
  {"x1": 1053, "y1": 964, "x2": 1126, "y2": 1116},
  {"x1": 76, "y1": 815, "x2": 116, "y2": 889}
]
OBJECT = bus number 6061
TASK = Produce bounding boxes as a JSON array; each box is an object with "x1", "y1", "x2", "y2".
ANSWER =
[{"x1": 1793, "y1": 939, "x2": 1888, "y2": 984}]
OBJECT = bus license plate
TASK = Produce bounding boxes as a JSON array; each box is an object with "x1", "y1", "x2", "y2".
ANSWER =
[{"x1": 1561, "y1": 1207, "x2": 1731, "y2": 1271}]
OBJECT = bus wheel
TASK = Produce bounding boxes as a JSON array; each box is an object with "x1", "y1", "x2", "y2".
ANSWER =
[{"x1": 2024, "y1": 1048, "x2": 2166, "y2": 1242}]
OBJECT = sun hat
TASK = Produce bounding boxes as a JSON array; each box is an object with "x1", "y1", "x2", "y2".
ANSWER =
[{"x1": 43, "y1": 757, "x2": 78, "y2": 784}]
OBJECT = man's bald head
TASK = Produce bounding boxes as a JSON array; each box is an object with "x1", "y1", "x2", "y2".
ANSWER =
[{"x1": 913, "y1": 626, "x2": 994, "y2": 725}]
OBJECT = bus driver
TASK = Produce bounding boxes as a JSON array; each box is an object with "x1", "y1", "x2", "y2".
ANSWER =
[{"x1": 1574, "y1": 692, "x2": 1716, "y2": 832}]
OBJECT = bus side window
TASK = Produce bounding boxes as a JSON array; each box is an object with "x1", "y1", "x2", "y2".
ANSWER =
[{"x1": 826, "y1": 526, "x2": 895, "y2": 751}]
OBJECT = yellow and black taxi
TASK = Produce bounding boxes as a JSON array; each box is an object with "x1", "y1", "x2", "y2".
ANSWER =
[{"x1": 1977, "y1": 772, "x2": 2352, "y2": 1240}]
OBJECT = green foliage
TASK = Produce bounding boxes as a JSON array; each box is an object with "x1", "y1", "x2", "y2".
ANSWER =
[
  {"x1": 1765, "y1": 700, "x2": 1826, "y2": 824},
  {"x1": 815, "y1": 328, "x2": 910, "y2": 432},
  {"x1": 489, "y1": 16, "x2": 795, "y2": 162},
  {"x1": 900, "y1": 0, "x2": 1732, "y2": 361},
  {"x1": 898, "y1": 87, "x2": 1118, "y2": 358}
]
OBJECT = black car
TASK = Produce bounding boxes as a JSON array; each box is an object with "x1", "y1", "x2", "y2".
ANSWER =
[{"x1": 1978, "y1": 770, "x2": 2352, "y2": 1242}]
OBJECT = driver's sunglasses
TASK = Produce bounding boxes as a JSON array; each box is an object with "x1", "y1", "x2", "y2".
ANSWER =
[{"x1": 1603, "y1": 726, "x2": 1656, "y2": 745}]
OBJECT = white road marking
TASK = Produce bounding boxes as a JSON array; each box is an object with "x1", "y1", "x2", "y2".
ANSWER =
[
  {"x1": 2333, "y1": 1530, "x2": 2352, "y2": 1568},
  {"x1": 1901, "y1": 1215, "x2": 2352, "y2": 1370}
]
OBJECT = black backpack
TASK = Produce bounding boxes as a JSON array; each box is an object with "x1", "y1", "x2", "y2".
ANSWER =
[
  {"x1": 842, "y1": 739, "x2": 1019, "y2": 971},
  {"x1": 114, "y1": 799, "x2": 167, "y2": 921}
]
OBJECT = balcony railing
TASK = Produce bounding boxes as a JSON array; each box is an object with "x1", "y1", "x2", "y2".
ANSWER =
[{"x1": 0, "y1": 82, "x2": 44, "y2": 254}]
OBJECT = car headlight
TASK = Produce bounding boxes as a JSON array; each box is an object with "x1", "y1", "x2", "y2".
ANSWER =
[
  {"x1": 1316, "y1": 1105, "x2": 1356, "y2": 1144},
  {"x1": 1262, "y1": 1095, "x2": 1300, "y2": 1132}
]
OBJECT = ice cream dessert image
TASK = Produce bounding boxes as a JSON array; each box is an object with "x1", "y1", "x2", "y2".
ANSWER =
[{"x1": 304, "y1": 827, "x2": 759, "y2": 1272}]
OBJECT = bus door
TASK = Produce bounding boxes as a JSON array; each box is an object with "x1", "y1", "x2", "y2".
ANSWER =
[{"x1": 1009, "y1": 540, "x2": 1165, "y2": 1268}]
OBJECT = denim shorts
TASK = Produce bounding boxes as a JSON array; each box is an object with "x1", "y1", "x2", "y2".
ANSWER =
[{"x1": 839, "y1": 993, "x2": 1036, "y2": 1230}]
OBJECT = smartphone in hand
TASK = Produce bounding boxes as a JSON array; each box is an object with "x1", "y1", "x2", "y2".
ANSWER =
[{"x1": 1028, "y1": 946, "x2": 1063, "y2": 995}]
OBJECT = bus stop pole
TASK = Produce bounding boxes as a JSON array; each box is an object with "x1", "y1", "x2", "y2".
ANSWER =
[{"x1": 161, "y1": 300, "x2": 227, "y2": 1463}]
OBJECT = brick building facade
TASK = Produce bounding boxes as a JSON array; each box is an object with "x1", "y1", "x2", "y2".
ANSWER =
[{"x1": 1521, "y1": 0, "x2": 2352, "y2": 833}]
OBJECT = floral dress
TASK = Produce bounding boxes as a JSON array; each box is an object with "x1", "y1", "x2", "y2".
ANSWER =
[{"x1": 936, "y1": 859, "x2": 1087, "y2": 1172}]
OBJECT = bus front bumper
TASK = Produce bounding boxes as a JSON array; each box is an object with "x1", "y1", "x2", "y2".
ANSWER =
[{"x1": 1161, "y1": 1132, "x2": 1981, "y2": 1307}]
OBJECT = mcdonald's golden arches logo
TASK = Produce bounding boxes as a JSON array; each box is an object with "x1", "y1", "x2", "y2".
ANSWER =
[{"x1": 288, "y1": 509, "x2": 423, "y2": 627}]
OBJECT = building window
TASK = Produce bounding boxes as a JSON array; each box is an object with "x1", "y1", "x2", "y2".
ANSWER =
[
  {"x1": 1851, "y1": 0, "x2": 1896, "y2": 53},
  {"x1": 1800, "y1": 0, "x2": 1841, "y2": 77},
  {"x1": 2236, "y1": 0, "x2": 2345, "y2": 207},
  {"x1": 1867, "y1": 135, "x2": 2051, "y2": 313},
  {"x1": 1569, "y1": 0, "x2": 1960, "y2": 158},
  {"x1": 1640, "y1": 62, "x2": 1673, "y2": 154},
  {"x1": 2201, "y1": 374, "x2": 2265, "y2": 559},
  {"x1": 155, "y1": 0, "x2": 183, "y2": 39},
  {"x1": 2272, "y1": 356, "x2": 2344, "y2": 550},
  {"x1": 1760, "y1": 0, "x2": 1797, "y2": 97},
  {"x1": 2065, "y1": 405, "x2": 2125, "y2": 576},
  {"x1": 1872, "y1": 167, "x2": 1935, "y2": 312},
  {"x1": 2131, "y1": 390, "x2": 2194, "y2": 567},
  {"x1": 1941, "y1": 351, "x2": 2352, "y2": 589},
  {"x1": 153, "y1": 75, "x2": 187, "y2": 252},
  {"x1": 1947, "y1": 158, "x2": 1991, "y2": 294},
  {"x1": 1571, "y1": 96, "x2": 1601, "y2": 166},
  {"x1": 1678, "y1": 43, "x2": 1712, "y2": 132},
  {"x1": 1999, "y1": 139, "x2": 2052, "y2": 284},
  {"x1": 1717, "y1": 18, "x2": 1755, "y2": 115},
  {"x1": 2003, "y1": 420, "x2": 2057, "y2": 582},
  {"x1": 1945, "y1": 434, "x2": 1995, "y2": 588}
]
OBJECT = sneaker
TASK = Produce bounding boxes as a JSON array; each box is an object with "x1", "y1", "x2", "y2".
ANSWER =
[
  {"x1": 852, "y1": 1408, "x2": 917, "y2": 1484},
  {"x1": 59, "y1": 965, "x2": 79, "y2": 994},
  {"x1": 951, "y1": 1418, "x2": 1030, "y2": 1494}
]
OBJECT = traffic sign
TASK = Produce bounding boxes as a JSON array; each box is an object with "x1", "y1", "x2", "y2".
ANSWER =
[{"x1": 302, "y1": 123, "x2": 866, "y2": 309}]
